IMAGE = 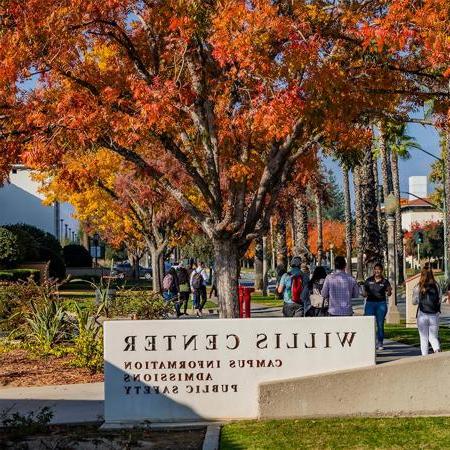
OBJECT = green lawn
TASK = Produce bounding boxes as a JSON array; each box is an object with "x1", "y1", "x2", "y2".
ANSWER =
[
  {"x1": 384, "y1": 322, "x2": 450, "y2": 351},
  {"x1": 251, "y1": 293, "x2": 283, "y2": 307},
  {"x1": 221, "y1": 417, "x2": 450, "y2": 449}
]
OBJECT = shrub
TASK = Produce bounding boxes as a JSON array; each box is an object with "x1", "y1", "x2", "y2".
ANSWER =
[
  {"x1": 110, "y1": 290, "x2": 174, "y2": 319},
  {"x1": 0, "y1": 278, "x2": 63, "y2": 337},
  {"x1": 69, "y1": 303, "x2": 103, "y2": 373},
  {"x1": 63, "y1": 244, "x2": 92, "y2": 268},
  {"x1": 0, "y1": 269, "x2": 40, "y2": 282},
  {"x1": 0, "y1": 228, "x2": 19, "y2": 268},
  {"x1": 39, "y1": 247, "x2": 66, "y2": 279},
  {"x1": 3, "y1": 227, "x2": 40, "y2": 262},
  {"x1": 4, "y1": 224, "x2": 66, "y2": 279},
  {"x1": 26, "y1": 300, "x2": 67, "y2": 351},
  {"x1": 6, "y1": 224, "x2": 62, "y2": 255}
]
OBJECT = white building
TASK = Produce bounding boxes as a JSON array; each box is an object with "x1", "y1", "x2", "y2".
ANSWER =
[
  {"x1": 0, "y1": 165, "x2": 78, "y2": 240},
  {"x1": 401, "y1": 176, "x2": 443, "y2": 231}
]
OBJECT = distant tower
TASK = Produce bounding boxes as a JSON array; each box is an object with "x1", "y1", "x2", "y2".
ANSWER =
[{"x1": 409, "y1": 176, "x2": 428, "y2": 200}]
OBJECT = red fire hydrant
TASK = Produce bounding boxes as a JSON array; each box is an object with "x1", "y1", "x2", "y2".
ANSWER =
[{"x1": 238, "y1": 286, "x2": 254, "y2": 318}]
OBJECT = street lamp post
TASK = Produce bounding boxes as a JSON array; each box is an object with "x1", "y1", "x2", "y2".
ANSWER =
[
  {"x1": 93, "y1": 232, "x2": 100, "y2": 267},
  {"x1": 386, "y1": 214, "x2": 401, "y2": 324}
]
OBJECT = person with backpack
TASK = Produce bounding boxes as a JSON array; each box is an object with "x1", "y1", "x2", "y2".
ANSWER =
[
  {"x1": 162, "y1": 266, "x2": 181, "y2": 317},
  {"x1": 190, "y1": 261, "x2": 208, "y2": 316},
  {"x1": 321, "y1": 256, "x2": 360, "y2": 316},
  {"x1": 413, "y1": 267, "x2": 441, "y2": 355},
  {"x1": 175, "y1": 261, "x2": 191, "y2": 316},
  {"x1": 363, "y1": 263, "x2": 392, "y2": 351},
  {"x1": 304, "y1": 266, "x2": 327, "y2": 317},
  {"x1": 277, "y1": 256, "x2": 310, "y2": 317}
]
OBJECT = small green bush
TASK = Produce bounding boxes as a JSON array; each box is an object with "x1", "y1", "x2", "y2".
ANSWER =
[
  {"x1": 110, "y1": 291, "x2": 174, "y2": 319},
  {"x1": 0, "y1": 228, "x2": 19, "y2": 268},
  {"x1": 0, "y1": 272, "x2": 14, "y2": 282},
  {"x1": 3, "y1": 226, "x2": 40, "y2": 262},
  {"x1": 63, "y1": 244, "x2": 92, "y2": 268}
]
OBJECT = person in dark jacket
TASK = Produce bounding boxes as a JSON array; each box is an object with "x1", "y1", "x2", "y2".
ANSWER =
[
  {"x1": 175, "y1": 262, "x2": 191, "y2": 316},
  {"x1": 363, "y1": 263, "x2": 392, "y2": 351},
  {"x1": 413, "y1": 267, "x2": 441, "y2": 355}
]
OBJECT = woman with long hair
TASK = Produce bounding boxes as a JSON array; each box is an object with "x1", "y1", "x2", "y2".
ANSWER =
[
  {"x1": 413, "y1": 267, "x2": 441, "y2": 355},
  {"x1": 363, "y1": 263, "x2": 392, "y2": 351},
  {"x1": 304, "y1": 266, "x2": 327, "y2": 316}
]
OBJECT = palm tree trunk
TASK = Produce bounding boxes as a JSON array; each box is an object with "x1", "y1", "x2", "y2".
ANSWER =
[
  {"x1": 360, "y1": 148, "x2": 382, "y2": 274},
  {"x1": 314, "y1": 190, "x2": 324, "y2": 265},
  {"x1": 373, "y1": 155, "x2": 383, "y2": 248},
  {"x1": 276, "y1": 214, "x2": 288, "y2": 277},
  {"x1": 391, "y1": 149, "x2": 405, "y2": 283},
  {"x1": 292, "y1": 197, "x2": 309, "y2": 258},
  {"x1": 379, "y1": 126, "x2": 392, "y2": 263},
  {"x1": 342, "y1": 164, "x2": 352, "y2": 274},
  {"x1": 254, "y1": 236, "x2": 264, "y2": 291},
  {"x1": 353, "y1": 165, "x2": 364, "y2": 281}
]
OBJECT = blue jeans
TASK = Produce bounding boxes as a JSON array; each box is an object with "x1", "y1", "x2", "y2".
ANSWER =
[{"x1": 364, "y1": 300, "x2": 387, "y2": 344}]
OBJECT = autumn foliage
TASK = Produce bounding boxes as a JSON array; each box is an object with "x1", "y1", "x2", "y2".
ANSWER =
[{"x1": 0, "y1": 1, "x2": 448, "y2": 316}]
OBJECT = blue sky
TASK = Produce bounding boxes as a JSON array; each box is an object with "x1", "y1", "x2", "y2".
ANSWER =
[{"x1": 326, "y1": 121, "x2": 441, "y2": 198}]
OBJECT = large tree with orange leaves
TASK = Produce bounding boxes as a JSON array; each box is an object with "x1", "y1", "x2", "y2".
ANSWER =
[{"x1": 0, "y1": 1, "x2": 415, "y2": 316}]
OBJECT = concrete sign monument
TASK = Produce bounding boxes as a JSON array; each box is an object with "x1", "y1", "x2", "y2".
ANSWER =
[{"x1": 104, "y1": 317, "x2": 375, "y2": 424}]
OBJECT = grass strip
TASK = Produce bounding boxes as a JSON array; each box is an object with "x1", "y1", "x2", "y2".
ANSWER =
[{"x1": 221, "y1": 417, "x2": 450, "y2": 449}]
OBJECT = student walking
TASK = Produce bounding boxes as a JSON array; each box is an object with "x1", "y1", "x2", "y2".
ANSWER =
[
  {"x1": 363, "y1": 263, "x2": 392, "y2": 350},
  {"x1": 175, "y1": 261, "x2": 191, "y2": 315},
  {"x1": 413, "y1": 267, "x2": 441, "y2": 355},
  {"x1": 305, "y1": 266, "x2": 327, "y2": 316},
  {"x1": 190, "y1": 261, "x2": 209, "y2": 316},
  {"x1": 162, "y1": 266, "x2": 181, "y2": 317},
  {"x1": 277, "y1": 257, "x2": 310, "y2": 317},
  {"x1": 321, "y1": 256, "x2": 360, "y2": 316}
]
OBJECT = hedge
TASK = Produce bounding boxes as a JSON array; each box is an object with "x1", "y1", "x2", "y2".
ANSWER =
[
  {"x1": 63, "y1": 244, "x2": 92, "y2": 268},
  {"x1": 0, "y1": 269, "x2": 40, "y2": 282}
]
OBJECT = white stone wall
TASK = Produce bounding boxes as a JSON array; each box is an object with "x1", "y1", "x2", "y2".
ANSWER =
[
  {"x1": 0, "y1": 168, "x2": 78, "y2": 237},
  {"x1": 401, "y1": 210, "x2": 443, "y2": 231}
]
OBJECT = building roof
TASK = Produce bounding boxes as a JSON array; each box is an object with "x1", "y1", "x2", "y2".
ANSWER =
[{"x1": 400, "y1": 197, "x2": 436, "y2": 209}]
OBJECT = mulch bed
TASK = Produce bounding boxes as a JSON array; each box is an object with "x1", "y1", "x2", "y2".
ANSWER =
[
  {"x1": 0, "y1": 349, "x2": 103, "y2": 387},
  {"x1": 1, "y1": 423, "x2": 205, "y2": 449}
]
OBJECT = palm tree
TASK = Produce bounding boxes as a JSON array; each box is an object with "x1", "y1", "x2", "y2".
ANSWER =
[
  {"x1": 384, "y1": 122, "x2": 421, "y2": 283},
  {"x1": 353, "y1": 165, "x2": 364, "y2": 280},
  {"x1": 254, "y1": 236, "x2": 264, "y2": 291},
  {"x1": 360, "y1": 147, "x2": 382, "y2": 273},
  {"x1": 292, "y1": 195, "x2": 310, "y2": 259},
  {"x1": 342, "y1": 163, "x2": 352, "y2": 274},
  {"x1": 314, "y1": 189, "x2": 324, "y2": 266},
  {"x1": 276, "y1": 213, "x2": 288, "y2": 277}
]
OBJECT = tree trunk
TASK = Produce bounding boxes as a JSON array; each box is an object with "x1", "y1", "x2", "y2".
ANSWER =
[
  {"x1": 150, "y1": 246, "x2": 163, "y2": 292},
  {"x1": 445, "y1": 132, "x2": 450, "y2": 282},
  {"x1": 360, "y1": 147, "x2": 382, "y2": 273},
  {"x1": 379, "y1": 126, "x2": 392, "y2": 264},
  {"x1": 342, "y1": 164, "x2": 352, "y2": 274},
  {"x1": 292, "y1": 197, "x2": 309, "y2": 259},
  {"x1": 373, "y1": 154, "x2": 383, "y2": 249},
  {"x1": 213, "y1": 238, "x2": 240, "y2": 318},
  {"x1": 391, "y1": 149, "x2": 405, "y2": 283},
  {"x1": 353, "y1": 166, "x2": 364, "y2": 281},
  {"x1": 262, "y1": 236, "x2": 268, "y2": 296},
  {"x1": 276, "y1": 215, "x2": 288, "y2": 277},
  {"x1": 314, "y1": 191, "x2": 323, "y2": 265},
  {"x1": 132, "y1": 254, "x2": 140, "y2": 280},
  {"x1": 254, "y1": 236, "x2": 263, "y2": 291}
]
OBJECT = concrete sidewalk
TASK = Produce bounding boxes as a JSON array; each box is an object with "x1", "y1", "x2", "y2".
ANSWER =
[{"x1": 0, "y1": 382, "x2": 104, "y2": 424}]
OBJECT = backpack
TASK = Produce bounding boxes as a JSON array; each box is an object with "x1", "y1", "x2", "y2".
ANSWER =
[
  {"x1": 192, "y1": 271, "x2": 203, "y2": 290},
  {"x1": 163, "y1": 273, "x2": 175, "y2": 291},
  {"x1": 176, "y1": 268, "x2": 189, "y2": 285},
  {"x1": 419, "y1": 285, "x2": 440, "y2": 314},
  {"x1": 290, "y1": 273, "x2": 303, "y2": 304}
]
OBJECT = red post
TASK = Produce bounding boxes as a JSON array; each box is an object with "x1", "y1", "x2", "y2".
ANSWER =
[
  {"x1": 238, "y1": 286, "x2": 244, "y2": 318},
  {"x1": 238, "y1": 286, "x2": 254, "y2": 318}
]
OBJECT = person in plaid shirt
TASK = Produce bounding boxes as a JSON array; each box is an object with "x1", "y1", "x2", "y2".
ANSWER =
[{"x1": 321, "y1": 256, "x2": 360, "y2": 316}]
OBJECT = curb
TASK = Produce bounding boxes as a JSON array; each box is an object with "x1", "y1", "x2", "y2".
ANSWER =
[{"x1": 202, "y1": 424, "x2": 221, "y2": 450}]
